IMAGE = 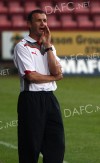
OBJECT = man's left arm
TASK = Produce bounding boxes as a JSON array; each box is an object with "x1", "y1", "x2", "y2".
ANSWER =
[
  {"x1": 40, "y1": 25, "x2": 62, "y2": 75},
  {"x1": 45, "y1": 45, "x2": 62, "y2": 75}
]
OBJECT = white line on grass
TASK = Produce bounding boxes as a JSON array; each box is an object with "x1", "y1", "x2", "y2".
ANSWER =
[
  {"x1": 0, "y1": 141, "x2": 68, "y2": 163},
  {"x1": 0, "y1": 141, "x2": 17, "y2": 149}
]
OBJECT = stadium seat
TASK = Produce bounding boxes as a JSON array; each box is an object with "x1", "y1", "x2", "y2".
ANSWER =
[
  {"x1": 77, "y1": 15, "x2": 94, "y2": 29},
  {"x1": 8, "y1": 1, "x2": 24, "y2": 14},
  {"x1": 93, "y1": 15, "x2": 100, "y2": 29},
  {"x1": 0, "y1": 15, "x2": 11, "y2": 28},
  {"x1": 74, "y1": 0, "x2": 90, "y2": 14},
  {"x1": 90, "y1": 1, "x2": 100, "y2": 14},
  {"x1": 12, "y1": 15, "x2": 27, "y2": 28},
  {"x1": 0, "y1": 1, "x2": 8, "y2": 14},
  {"x1": 57, "y1": 1, "x2": 74, "y2": 14},
  {"x1": 40, "y1": 1, "x2": 54, "y2": 14},
  {"x1": 47, "y1": 15, "x2": 61, "y2": 28},
  {"x1": 61, "y1": 15, "x2": 77, "y2": 28},
  {"x1": 24, "y1": 2, "x2": 39, "y2": 14}
]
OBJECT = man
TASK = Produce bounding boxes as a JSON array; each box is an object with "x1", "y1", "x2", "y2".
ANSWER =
[{"x1": 13, "y1": 9, "x2": 65, "y2": 163}]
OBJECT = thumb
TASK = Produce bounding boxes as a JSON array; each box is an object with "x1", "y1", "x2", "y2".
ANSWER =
[{"x1": 39, "y1": 32, "x2": 44, "y2": 44}]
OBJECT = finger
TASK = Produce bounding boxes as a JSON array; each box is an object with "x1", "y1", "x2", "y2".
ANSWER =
[
  {"x1": 46, "y1": 25, "x2": 50, "y2": 32},
  {"x1": 45, "y1": 25, "x2": 50, "y2": 34},
  {"x1": 39, "y1": 32, "x2": 44, "y2": 43}
]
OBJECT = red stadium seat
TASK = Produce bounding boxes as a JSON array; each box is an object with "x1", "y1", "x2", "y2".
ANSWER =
[
  {"x1": 93, "y1": 15, "x2": 100, "y2": 29},
  {"x1": 74, "y1": 0, "x2": 90, "y2": 14},
  {"x1": 90, "y1": 1, "x2": 100, "y2": 14},
  {"x1": 61, "y1": 15, "x2": 77, "y2": 28},
  {"x1": 77, "y1": 15, "x2": 94, "y2": 29},
  {"x1": 24, "y1": 2, "x2": 39, "y2": 14},
  {"x1": 0, "y1": 15, "x2": 11, "y2": 28},
  {"x1": 40, "y1": 1, "x2": 54, "y2": 14},
  {"x1": 12, "y1": 15, "x2": 27, "y2": 28},
  {"x1": 47, "y1": 15, "x2": 61, "y2": 28},
  {"x1": 57, "y1": 2, "x2": 74, "y2": 14},
  {"x1": 8, "y1": 1, "x2": 24, "y2": 14},
  {"x1": 0, "y1": 1, "x2": 8, "y2": 14}
]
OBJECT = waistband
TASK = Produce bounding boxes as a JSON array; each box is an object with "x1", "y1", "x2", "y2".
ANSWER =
[{"x1": 21, "y1": 90, "x2": 53, "y2": 94}]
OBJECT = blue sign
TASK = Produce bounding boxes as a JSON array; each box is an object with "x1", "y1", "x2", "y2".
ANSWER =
[{"x1": 60, "y1": 56, "x2": 100, "y2": 76}]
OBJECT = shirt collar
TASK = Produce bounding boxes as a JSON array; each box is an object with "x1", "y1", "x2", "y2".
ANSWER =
[{"x1": 24, "y1": 35, "x2": 37, "y2": 43}]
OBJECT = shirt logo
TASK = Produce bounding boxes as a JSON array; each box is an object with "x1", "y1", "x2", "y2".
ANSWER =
[{"x1": 31, "y1": 52, "x2": 37, "y2": 55}]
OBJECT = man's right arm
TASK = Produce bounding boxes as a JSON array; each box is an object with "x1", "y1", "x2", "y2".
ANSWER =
[{"x1": 24, "y1": 71, "x2": 63, "y2": 84}]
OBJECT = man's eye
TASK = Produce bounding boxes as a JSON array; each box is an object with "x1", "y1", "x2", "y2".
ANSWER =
[{"x1": 44, "y1": 20, "x2": 47, "y2": 22}]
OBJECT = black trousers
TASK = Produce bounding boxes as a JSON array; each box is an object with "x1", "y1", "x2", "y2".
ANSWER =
[{"x1": 17, "y1": 91, "x2": 65, "y2": 163}]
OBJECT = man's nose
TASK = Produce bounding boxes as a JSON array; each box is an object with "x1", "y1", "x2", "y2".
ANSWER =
[{"x1": 41, "y1": 20, "x2": 45, "y2": 25}]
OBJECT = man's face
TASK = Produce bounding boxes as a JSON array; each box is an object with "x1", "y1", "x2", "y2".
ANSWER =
[{"x1": 28, "y1": 13, "x2": 47, "y2": 37}]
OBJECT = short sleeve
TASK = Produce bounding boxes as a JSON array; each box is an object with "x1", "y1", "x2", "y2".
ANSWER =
[{"x1": 13, "y1": 43, "x2": 36, "y2": 77}]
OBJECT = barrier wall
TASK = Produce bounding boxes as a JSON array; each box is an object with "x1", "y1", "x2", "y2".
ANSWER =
[{"x1": 1, "y1": 31, "x2": 100, "y2": 76}]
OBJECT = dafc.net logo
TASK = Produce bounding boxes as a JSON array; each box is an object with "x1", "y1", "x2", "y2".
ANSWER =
[{"x1": 44, "y1": 1, "x2": 90, "y2": 14}]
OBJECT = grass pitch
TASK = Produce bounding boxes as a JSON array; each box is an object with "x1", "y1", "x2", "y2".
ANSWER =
[{"x1": 0, "y1": 76, "x2": 100, "y2": 163}]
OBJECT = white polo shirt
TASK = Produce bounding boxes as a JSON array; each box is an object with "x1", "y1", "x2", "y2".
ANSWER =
[{"x1": 14, "y1": 35, "x2": 60, "y2": 92}]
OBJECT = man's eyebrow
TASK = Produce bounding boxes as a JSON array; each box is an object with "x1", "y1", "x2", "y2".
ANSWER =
[{"x1": 43, "y1": 19, "x2": 47, "y2": 21}]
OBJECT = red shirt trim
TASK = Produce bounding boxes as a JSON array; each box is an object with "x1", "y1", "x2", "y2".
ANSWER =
[{"x1": 24, "y1": 70, "x2": 36, "y2": 75}]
